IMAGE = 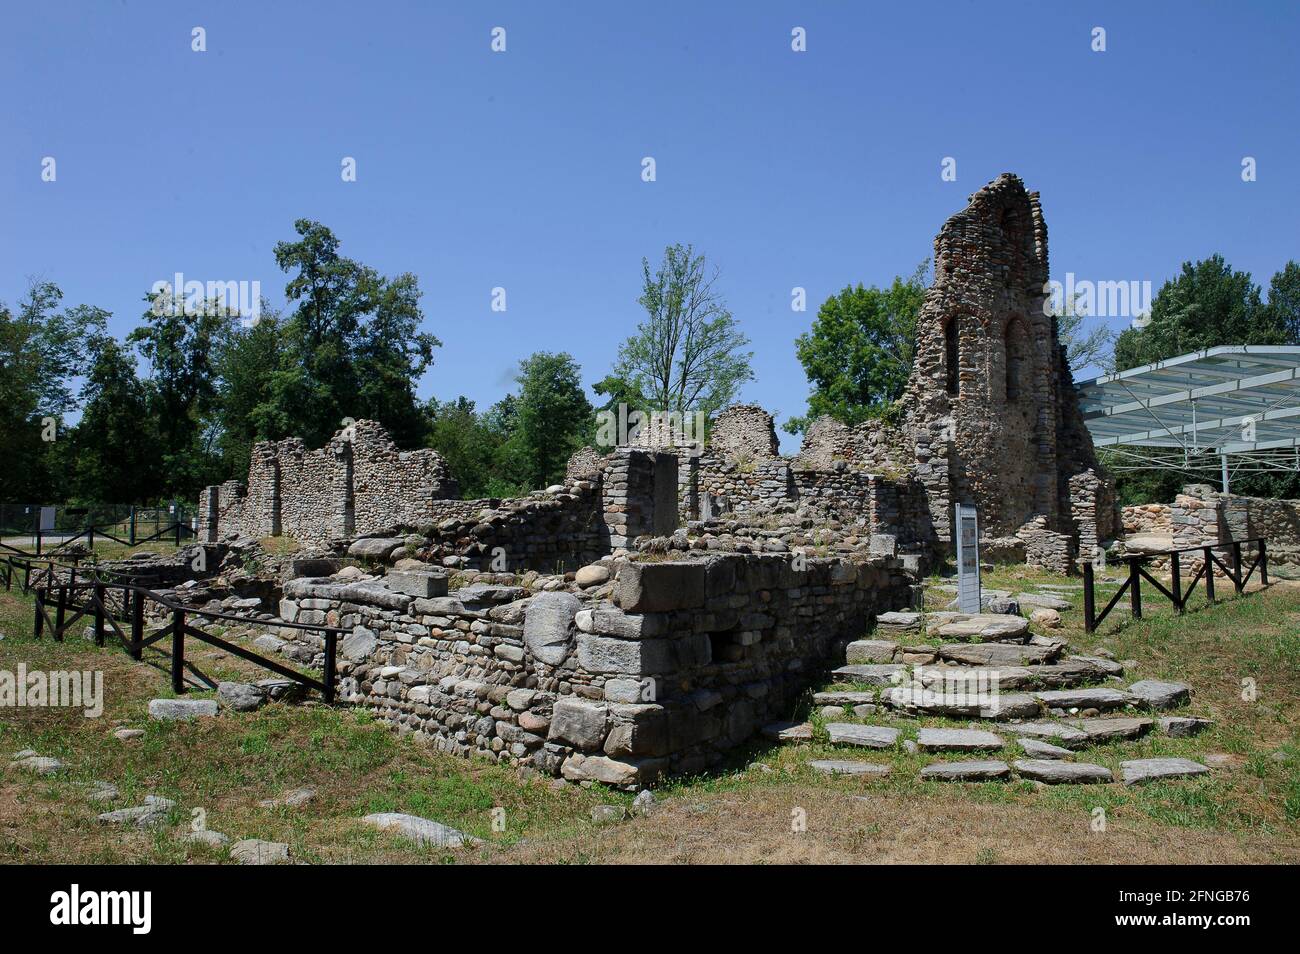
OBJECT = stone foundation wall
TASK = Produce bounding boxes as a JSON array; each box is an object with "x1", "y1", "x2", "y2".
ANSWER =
[{"x1": 273, "y1": 552, "x2": 911, "y2": 786}]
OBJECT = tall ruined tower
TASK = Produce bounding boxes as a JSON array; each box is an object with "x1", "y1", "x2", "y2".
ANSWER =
[{"x1": 900, "y1": 173, "x2": 1110, "y2": 552}]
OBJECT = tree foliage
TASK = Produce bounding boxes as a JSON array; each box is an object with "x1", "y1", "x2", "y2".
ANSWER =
[
  {"x1": 1113, "y1": 256, "x2": 1297, "y2": 371},
  {"x1": 786, "y1": 262, "x2": 928, "y2": 435},
  {"x1": 612, "y1": 244, "x2": 752, "y2": 419}
]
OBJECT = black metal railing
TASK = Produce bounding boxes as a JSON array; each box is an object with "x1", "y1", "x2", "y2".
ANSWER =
[
  {"x1": 1083, "y1": 537, "x2": 1268, "y2": 633},
  {"x1": 1, "y1": 519, "x2": 193, "y2": 555},
  {"x1": 3, "y1": 552, "x2": 344, "y2": 703}
]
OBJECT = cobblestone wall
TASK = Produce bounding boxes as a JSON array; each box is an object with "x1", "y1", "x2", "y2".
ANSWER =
[{"x1": 271, "y1": 552, "x2": 911, "y2": 786}]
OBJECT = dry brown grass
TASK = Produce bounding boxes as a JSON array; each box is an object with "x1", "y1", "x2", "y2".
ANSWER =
[{"x1": 488, "y1": 784, "x2": 1297, "y2": 865}]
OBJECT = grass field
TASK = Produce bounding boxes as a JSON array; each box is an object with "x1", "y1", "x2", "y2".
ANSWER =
[{"x1": 1, "y1": 562, "x2": 1297, "y2": 864}]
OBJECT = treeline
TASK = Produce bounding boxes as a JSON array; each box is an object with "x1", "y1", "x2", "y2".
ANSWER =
[{"x1": 0, "y1": 225, "x2": 753, "y2": 506}]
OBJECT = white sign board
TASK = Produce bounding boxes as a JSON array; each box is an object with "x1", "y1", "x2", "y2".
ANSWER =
[
  {"x1": 955, "y1": 503, "x2": 981, "y2": 613},
  {"x1": 39, "y1": 507, "x2": 56, "y2": 532}
]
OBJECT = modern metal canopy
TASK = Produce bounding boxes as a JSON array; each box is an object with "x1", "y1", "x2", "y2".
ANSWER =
[{"x1": 1075, "y1": 346, "x2": 1300, "y2": 493}]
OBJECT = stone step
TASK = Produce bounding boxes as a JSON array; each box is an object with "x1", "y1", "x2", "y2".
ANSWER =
[
  {"x1": 826, "y1": 723, "x2": 899, "y2": 749},
  {"x1": 846, "y1": 639, "x2": 899, "y2": 664},
  {"x1": 994, "y1": 721, "x2": 1089, "y2": 748},
  {"x1": 917, "y1": 659, "x2": 1117, "y2": 691},
  {"x1": 937, "y1": 643, "x2": 1060, "y2": 666},
  {"x1": 1014, "y1": 759, "x2": 1113, "y2": 784},
  {"x1": 831, "y1": 664, "x2": 907, "y2": 686},
  {"x1": 928, "y1": 613, "x2": 1030, "y2": 643},
  {"x1": 1120, "y1": 758, "x2": 1211, "y2": 786},
  {"x1": 760, "y1": 721, "x2": 813, "y2": 743},
  {"x1": 813, "y1": 690, "x2": 876, "y2": 707},
  {"x1": 1034, "y1": 687, "x2": 1137, "y2": 712},
  {"x1": 1126, "y1": 680, "x2": 1191, "y2": 710},
  {"x1": 809, "y1": 760, "x2": 890, "y2": 777},
  {"x1": 884, "y1": 690, "x2": 1040, "y2": 720},
  {"x1": 1016, "y1": 592, "x2": 1074, "y2": 611},
  {"x1": 1017, "y1": 738, "x2": 1075, "y2": 760},
  {"x1": 919, "y1": 760, "x2": 1011, "y2": 782},
  {"x1": 1068, "y1": 717, "x2": 1154, "y2": 743},
  {"x1": 915, "y1": 728, "x2": 1003, "y2": 752}
]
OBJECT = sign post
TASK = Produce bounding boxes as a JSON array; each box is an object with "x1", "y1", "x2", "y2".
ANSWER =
[{"x1": 955, "y1": 503, "x2": 981, "y2": 613}]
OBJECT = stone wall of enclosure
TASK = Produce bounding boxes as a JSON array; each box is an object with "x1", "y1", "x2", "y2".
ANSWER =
[
  {"x1": 200, "y1": 421, "x2": 457, "y2": 545},
  {"x1": 399, "y1": 448, "x2": 677, "y2": 572},
  {"x1": 273, "y1": 553, "x2": 911, "y2": 786},
  {"x1": 1119, "y1": 485, "x2": 1300, "y2": 566}
]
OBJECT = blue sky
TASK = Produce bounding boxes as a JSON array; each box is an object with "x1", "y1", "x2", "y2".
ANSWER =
[{"x1": 3, "y1": 1, "x2": 1297, "y2": 453}]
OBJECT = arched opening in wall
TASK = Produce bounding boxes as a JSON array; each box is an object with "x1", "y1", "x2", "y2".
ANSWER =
[
  {"x1": 944, "y1": 317, "x2": 959, "y2": 396},
  {"x1": 1005, "y1": 317, "x2": 1029, "y2": 402}
]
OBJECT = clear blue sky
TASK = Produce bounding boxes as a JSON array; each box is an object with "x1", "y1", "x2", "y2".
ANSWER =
[{"x1": 3, "y1": 1, "x2": 1297, "y2": 453}]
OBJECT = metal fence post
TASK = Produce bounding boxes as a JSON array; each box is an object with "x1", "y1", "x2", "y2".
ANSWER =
[
  {"x1": 1231, "y1": 541, "x2": 1243, "y2": 593},
  {"x1": 1260, "y1": 538, "x2": 1269, "y2": 586}
]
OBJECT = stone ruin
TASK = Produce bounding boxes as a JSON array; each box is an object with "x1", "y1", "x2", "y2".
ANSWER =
[
  {"x1": 200, "y1": 174, "x2": 1119, "y2": 578},
  {"x1": 169, "y1": 173, "x2": 1150, "y2": 785},
  {"x1": 646, "y1": 174, "x2": 1119, "y2": 573}
]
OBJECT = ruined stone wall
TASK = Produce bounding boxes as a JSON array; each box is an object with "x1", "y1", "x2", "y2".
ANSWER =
[
  {"x1": 896, "y1": 173, "x2": 1108, "y2": 546},
  {"x1": 410, "y1": 480, "x2": 607, "y2": 572},
  {"x1": 200, "y1": 421, "x2": 457, "y2": 545},
  {"x1": 1122, "y1": 503, "x2": 1172, "y2": 536},
  {"x1": 796, "y1": 416, "x2": 909, "y2": 475},
  {"x1": 273, "y1": 553, "x2": 911, "y2": 786},
  {"x1": 1117, "y1": 486, "x2": 1300, "y2": 567},
  {"x1": 707, "y1": 404, "x2": 780, "y2": 464}
]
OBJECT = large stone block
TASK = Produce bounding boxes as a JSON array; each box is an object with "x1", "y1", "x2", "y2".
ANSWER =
[
  {"x1": 576, "y1": 634, "x2": 676, "y2": 676},
  {"x1": 384, "y1": 569, "x2": 449, "y2": 599},
  {"x1": 560, "y1": 753, "x2": 662, "y2": 787},
  {"x1": 615, "y1": 561, "x2": 706, "y2": 613},
  {"x1": 603, "y1": 703, "x2": 668, "y2": 757},
  {"x1": 547, "y1": 698, "x2": 609, "y2": 751},
  {"x1": 523, "y1": 591, "x2": 581, "y2": 665}
]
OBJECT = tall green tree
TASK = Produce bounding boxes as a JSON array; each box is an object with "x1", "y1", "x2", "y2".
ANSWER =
[
  {"x1": 499, "y1": 352, "x2": 594, "y2": 490},
  {"x1": 128, "y1": 291, "x2": 230, "y2": 497},
  {"x1": 60, "y1": 336, "x2": 159, "y2": 503},
  {"x1": 270, "y1": 220, "x2": 440, "y2": 448},
  {"x1": 424, "y1": 396, "x2": 511, "y2": 499},
  {"x1": 786, "y1": 262, "x2": 928, "y2": 435},
  {"x1": 0, "y1": 282, "x2": 107, "y2": 501},
  {"x1": 214, "y1": 306, "x2": 285, "y2": 479},
  {"x1": 612, "y1": 244, "x2": 753, "y2": 419},
  {"x1": 1112, "y1": 256, "x2": 1292, "y2": 371},
  {"x1": 1264, "y1": 261, "x2": 1300, "y2": 344}
]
